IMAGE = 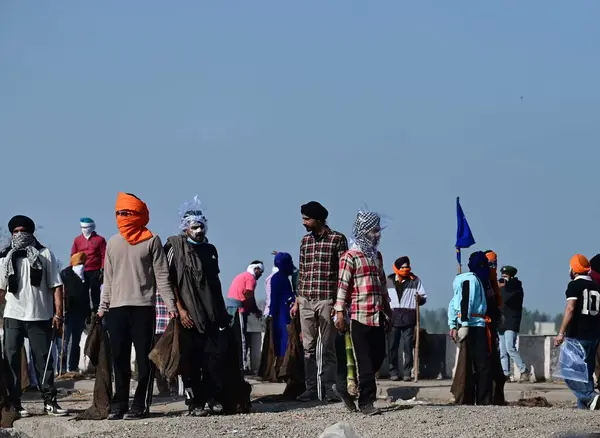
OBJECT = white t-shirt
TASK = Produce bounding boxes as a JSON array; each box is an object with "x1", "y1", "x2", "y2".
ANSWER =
[{"x1": 0, "y1": 248, "x2": 63, "y2": 321}]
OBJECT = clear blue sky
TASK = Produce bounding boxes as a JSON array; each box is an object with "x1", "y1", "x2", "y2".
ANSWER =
[{"x1": 1, "y1": 1, "x2": 599, "y2": 314}]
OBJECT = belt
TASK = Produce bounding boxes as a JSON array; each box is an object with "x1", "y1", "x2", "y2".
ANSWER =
[{"x1": 457, "y1": 313, "x2": 492, "y2": 352}]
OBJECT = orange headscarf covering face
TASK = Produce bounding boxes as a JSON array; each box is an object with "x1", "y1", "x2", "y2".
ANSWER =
[
  {"x1": 115, "y1": 192, "x2": 153, "y2": 245},
  {"x1": 485, "y1": 250, "x2": 503, "y2": 308}
]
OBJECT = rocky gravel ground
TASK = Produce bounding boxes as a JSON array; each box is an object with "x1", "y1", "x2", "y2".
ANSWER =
[{"x1": 9, "y1": 393, "x2": 600, "y2": 438}]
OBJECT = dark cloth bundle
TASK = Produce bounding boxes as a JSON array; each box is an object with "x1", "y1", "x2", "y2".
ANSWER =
[
  {"x1": 257, "y1": 318, "x2": 278, "y2": 382},
  {"x1": 74, "y1": 315, "x2": 112, "y2": 420},
  {"x1": 149, "y1": 319, "x2": 182, "y2": 380},
  {"x1": 278, "y1": 315, "x2": 306, "y2": 399}
]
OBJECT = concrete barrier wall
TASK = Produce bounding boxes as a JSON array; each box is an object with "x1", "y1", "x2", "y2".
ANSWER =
[{"x1": 0, "y1": 324, "x2": 563, "y2": 382}]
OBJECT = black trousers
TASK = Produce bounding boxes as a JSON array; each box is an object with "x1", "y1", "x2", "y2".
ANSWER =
[
  {"x1": 3, "y1": 318, "x2": 56, "y2": 404},
  {"x1": 388, "y1": 325, "x2": 415, "y2": 379},
  {"x1": 180, "y1": 328, "x2": 227, "y2": 407},
  {"x1": 465, "y1": 327, "x2": 493, "y2": 405},
  {"x1": 85, "y1": 270, "x2": 103, "y2": 313},
  {"x1": 350, "y1": 319, "x2": 386, "y2": 408},
  {"x1": 107, "y1": 306, "x2": 155, "y2": 413}
]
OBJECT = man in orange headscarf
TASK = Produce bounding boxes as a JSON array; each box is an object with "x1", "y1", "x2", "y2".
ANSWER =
[{"x1": 98, "y1": 193, "x2": 178, "y2": 420}]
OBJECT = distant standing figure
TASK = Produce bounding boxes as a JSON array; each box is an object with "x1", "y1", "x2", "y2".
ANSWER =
[
  {"x1": 270, "y1": 253, "x2": 296, "y2": 369},
  {"x1": 387, "y1": 256, "x2": 426, "y2": 382},
  {"x1": 498, "y1": 265, "x2": 529, "y2": 381},
  {"x1": 71, "y1": 217, "x2": 106, "y2": 313}
]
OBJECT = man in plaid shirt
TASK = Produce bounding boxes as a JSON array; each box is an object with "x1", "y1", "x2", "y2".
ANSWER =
[
  {"x1": 154, "y1": 292, "x2": 177, "y2": 396},
  {"x1": 291, "y1": 201, "x2": 348, "y2": 402},
  {"x1": 334, "y1": 209, "x2": 391, "y2": 416}
]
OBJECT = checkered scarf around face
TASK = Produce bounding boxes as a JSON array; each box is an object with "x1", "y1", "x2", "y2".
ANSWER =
[
  {"x1": 4, "y1": 232, "x2": 43, "y2": 290},
  {"x1": 351, "y1": 211, "x2": 381, "y2": 260}
]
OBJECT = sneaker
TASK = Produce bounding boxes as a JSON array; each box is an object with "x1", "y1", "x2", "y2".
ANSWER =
[
  {"x1": 590, "y1": 394, "x2": 600, "y2": 410},
  {"x1": 403, "y1": 376, "x2": 412, "y2": 382},
  {"x1": 296, "y1": 390, "x2": 318, "y2": 402},
  {"x1": 189, "y1": 406, "x2": 210, "y2": 417},
  {"x1": 324, "y1": 389, "x2": 340, "y2": 403},
  {"x1": 123, "y1": 409, "x2": 148, "y2": 420},
  {"x1": 389, "y1": 375, "x2": 399, "y2": 382},
  {"x1": 15, "y1": 405, "x2": 30, "y2": 418},
  {"x1": 44, "y1": 400, "x2": 68, "y2": 417},
  {"x1": 107, "y1": 410, "x2": 125, "y2": 420},
  {"x1": 359, "y1": 404, "x2": 382, "y2": 416},
  {"x1": 208, "y1": 399, "x2": 224, "y2": 414},
  {"x1": 333, "y1": 384, "x2": 357, "y2": 413},
  {"x1": 519, "y1": 370, "x2": 531, "y2": 383}
]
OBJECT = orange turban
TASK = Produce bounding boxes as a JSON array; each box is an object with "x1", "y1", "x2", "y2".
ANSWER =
[
  {"x1": 570, "y1": 254, "x2": 591, "y2": 275},
  {"x1": 115, "y1": 192, "x2": 153, "y2": 245},
  {"x1": 71, "y1": 252, "x2": 87, "y2": 266}
]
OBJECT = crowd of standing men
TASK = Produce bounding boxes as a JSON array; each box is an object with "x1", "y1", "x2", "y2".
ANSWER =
[{"x1": 0, "y1": 192, "x2": 598, "y2": 424}]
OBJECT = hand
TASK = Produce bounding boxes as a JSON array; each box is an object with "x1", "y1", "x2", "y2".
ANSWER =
[
  {"x1": 449, "y1": 328, "x2": 458, "y2": 343},
  {"x1": 457, "y1": 327, "x2": 469, "y2": 343},
  {"x1": 334, "y1": 311, "x2": 346, "y2": 332},
  {"x1": 290, "y1": 302, "x2": 299, "y2": 318},
  {"x1": 52, "y1": 316, "x2": 64, "y2": 334},
  {"x1": 255, "y1": 310, "x2": 263, "y2": 319},
  {"x1": 384, "y1": 313, "x2": 393, "y2": 333},
  {"x1": 169, "y1": 311, "x2": 179, "y2": 319},
  {"x1": 555, "y1": 333, "x2": 565, "y2": 347},
  {"x1": 96, "y1": 310, "x2": 105, "y2": 322},
  {"x1": 179, "y1": 309, "x2": 194, "y2": 329}
]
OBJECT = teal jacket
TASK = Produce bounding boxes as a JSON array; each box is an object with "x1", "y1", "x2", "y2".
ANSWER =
[{"x1": 448, "y1": 272, "x2": 488, "y2": 329}]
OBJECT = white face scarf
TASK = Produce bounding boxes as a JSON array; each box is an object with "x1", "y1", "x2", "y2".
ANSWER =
[
  {"x1": 81, "y1": 224, "x2": 95, "y2": 240},
  {"x1": 247, "y1": 263, "x2": 264, "y2": 278},
  {"x1": 72, "y1": 264, "x2": 85, "y2": 281}
]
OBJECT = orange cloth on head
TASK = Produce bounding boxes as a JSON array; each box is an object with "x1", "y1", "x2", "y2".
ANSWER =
[
  {"x1": 485, "y1": 251, "x2": 503, "y2": 308},
  {"x1": 115, "y1": 192, "x2": 153, "y2": 245},
  {"x1": 393, "y1": 265, "x2": 415, "y2": 280},
  {"x1": 71, "y1": 252, "x2": 87, "y2": 266},
  {"x1": 570, "y1": 254, "x2": 591, "y2": 275}
]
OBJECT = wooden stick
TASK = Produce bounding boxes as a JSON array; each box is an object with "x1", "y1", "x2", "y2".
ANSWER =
[{"x1": 414, "y1": 292, "x2": 420, "y2": 383}]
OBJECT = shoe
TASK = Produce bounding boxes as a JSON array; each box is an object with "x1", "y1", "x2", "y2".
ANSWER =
[
  {"x1": 189, "y1": 406, "x2": 210, "y2": 417},
  {"x1": 389, "y1": 375, "x2": 399, "y2": 382},
  {"x1": 403, "y1": 376, "x2": 412, "y2": 382},
  {"x1": 333, "y1": 384, "x2": 357, "y2": 413},
  {"x1": 590, "y1": 395, "x2": 600, "y2": 410},
  {"x1": 108, "y1": 410, "x2": 125, "y2": 420},
  {"x1": 359, "y1": 404, "x2": 382, "y2": 416},
  {"x1": 519, "y1": 370, "x2": 531, "y2": 383},
  {"x1": 296, "y1": 390, "x2": 318, "y2": 402},
  {"x1": 208, "y1": 399, "x2": 224, "y2": 414},
  {"x1": 15, "y1": 405, "x2": 30, "y2": 418},
  {"x1": 44, "y1": 400, "x2": 68, "y2": 417},
  {"x1": 123, "y1": 409, "x2": 148, "y2": 420}
]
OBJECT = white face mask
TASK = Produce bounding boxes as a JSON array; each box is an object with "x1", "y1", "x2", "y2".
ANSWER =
[
  {"x1": 72, "y1": 264, "x2": 85, "y2": 280},
  {"x1": 81, "y1": 227, "x2": 94, "y2": 239}
]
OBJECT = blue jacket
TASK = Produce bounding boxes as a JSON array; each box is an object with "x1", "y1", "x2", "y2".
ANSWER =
[{"x1": 448, "y1": 272, "x2": 488, "y2": 329}]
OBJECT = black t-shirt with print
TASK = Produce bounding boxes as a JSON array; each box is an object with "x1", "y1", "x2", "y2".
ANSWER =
[{"x1": 565, "y1": 276, "x2": 600, "y2": 340}]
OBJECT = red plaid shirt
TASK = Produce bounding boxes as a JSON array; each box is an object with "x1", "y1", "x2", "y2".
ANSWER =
[
  {"x1": 298, "y1": 228, "x2": 348, "y2": 301},
  {"x1": 155, "y1": 292, "x2": 169, "y2": 334},
  {"x1": 334, "y1": 249, "x2": 390, "y2": 326}
]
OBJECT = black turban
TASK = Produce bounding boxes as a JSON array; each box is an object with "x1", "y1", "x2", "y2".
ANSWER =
[
  {"x1": 301, "y1": 201, "x2": 329, "y2": 222},
  {"x1": 394, "y1": 256, "x2": 410, "y2": 269},
  {"x1": 500, "y1": 265, "x2": 518, "y2": 277},
  {"x1": 8, "y1": 215, "x2": 35, "y2": 234},
  {"x1": 590, "y1": 254, "x2": 600, "y2": 273}
]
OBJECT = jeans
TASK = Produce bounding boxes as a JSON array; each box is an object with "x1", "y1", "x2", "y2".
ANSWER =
[
  {"x1": 499, "y1": 330, "x2": 527, "y2": 376},
  {"x1": 388, "y1": 326, "x2": 415, "y2": 378},
  {"x1": 564, "y1": 338, "x2": 599, "y2": 409},
  {"x1": 56, "y1": 309, "x2": 88, "y2": 373}
]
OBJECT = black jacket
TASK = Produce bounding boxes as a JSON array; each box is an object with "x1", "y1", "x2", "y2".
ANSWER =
[
  {"x1": 499, "y1": 278, "x2": 524, "y2": 333},
  {"x1": 60, "y1": 267, "x2": 91, "y2": 314}
]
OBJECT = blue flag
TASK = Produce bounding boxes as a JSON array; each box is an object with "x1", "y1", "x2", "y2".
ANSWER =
[{"x1": 455, "y1": 197, "x2": 475, "y2": 265}]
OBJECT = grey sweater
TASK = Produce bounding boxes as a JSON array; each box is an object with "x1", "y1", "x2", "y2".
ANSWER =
[{"x1": 99, "y1": 234, "x2": 176, "y2": 312}]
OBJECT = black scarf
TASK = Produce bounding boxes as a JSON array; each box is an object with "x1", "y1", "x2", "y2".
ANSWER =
[{"x1": 167, "y1": 235, "x2": 229, "y2": 333}]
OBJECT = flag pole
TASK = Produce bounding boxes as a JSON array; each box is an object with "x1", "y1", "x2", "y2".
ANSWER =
[
  {"x1": 414, "y1": 292, "x2": 420, "y2": 383},
  {"x1": 457, "y1": 248, "x2": 462, "y2": 274}
]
